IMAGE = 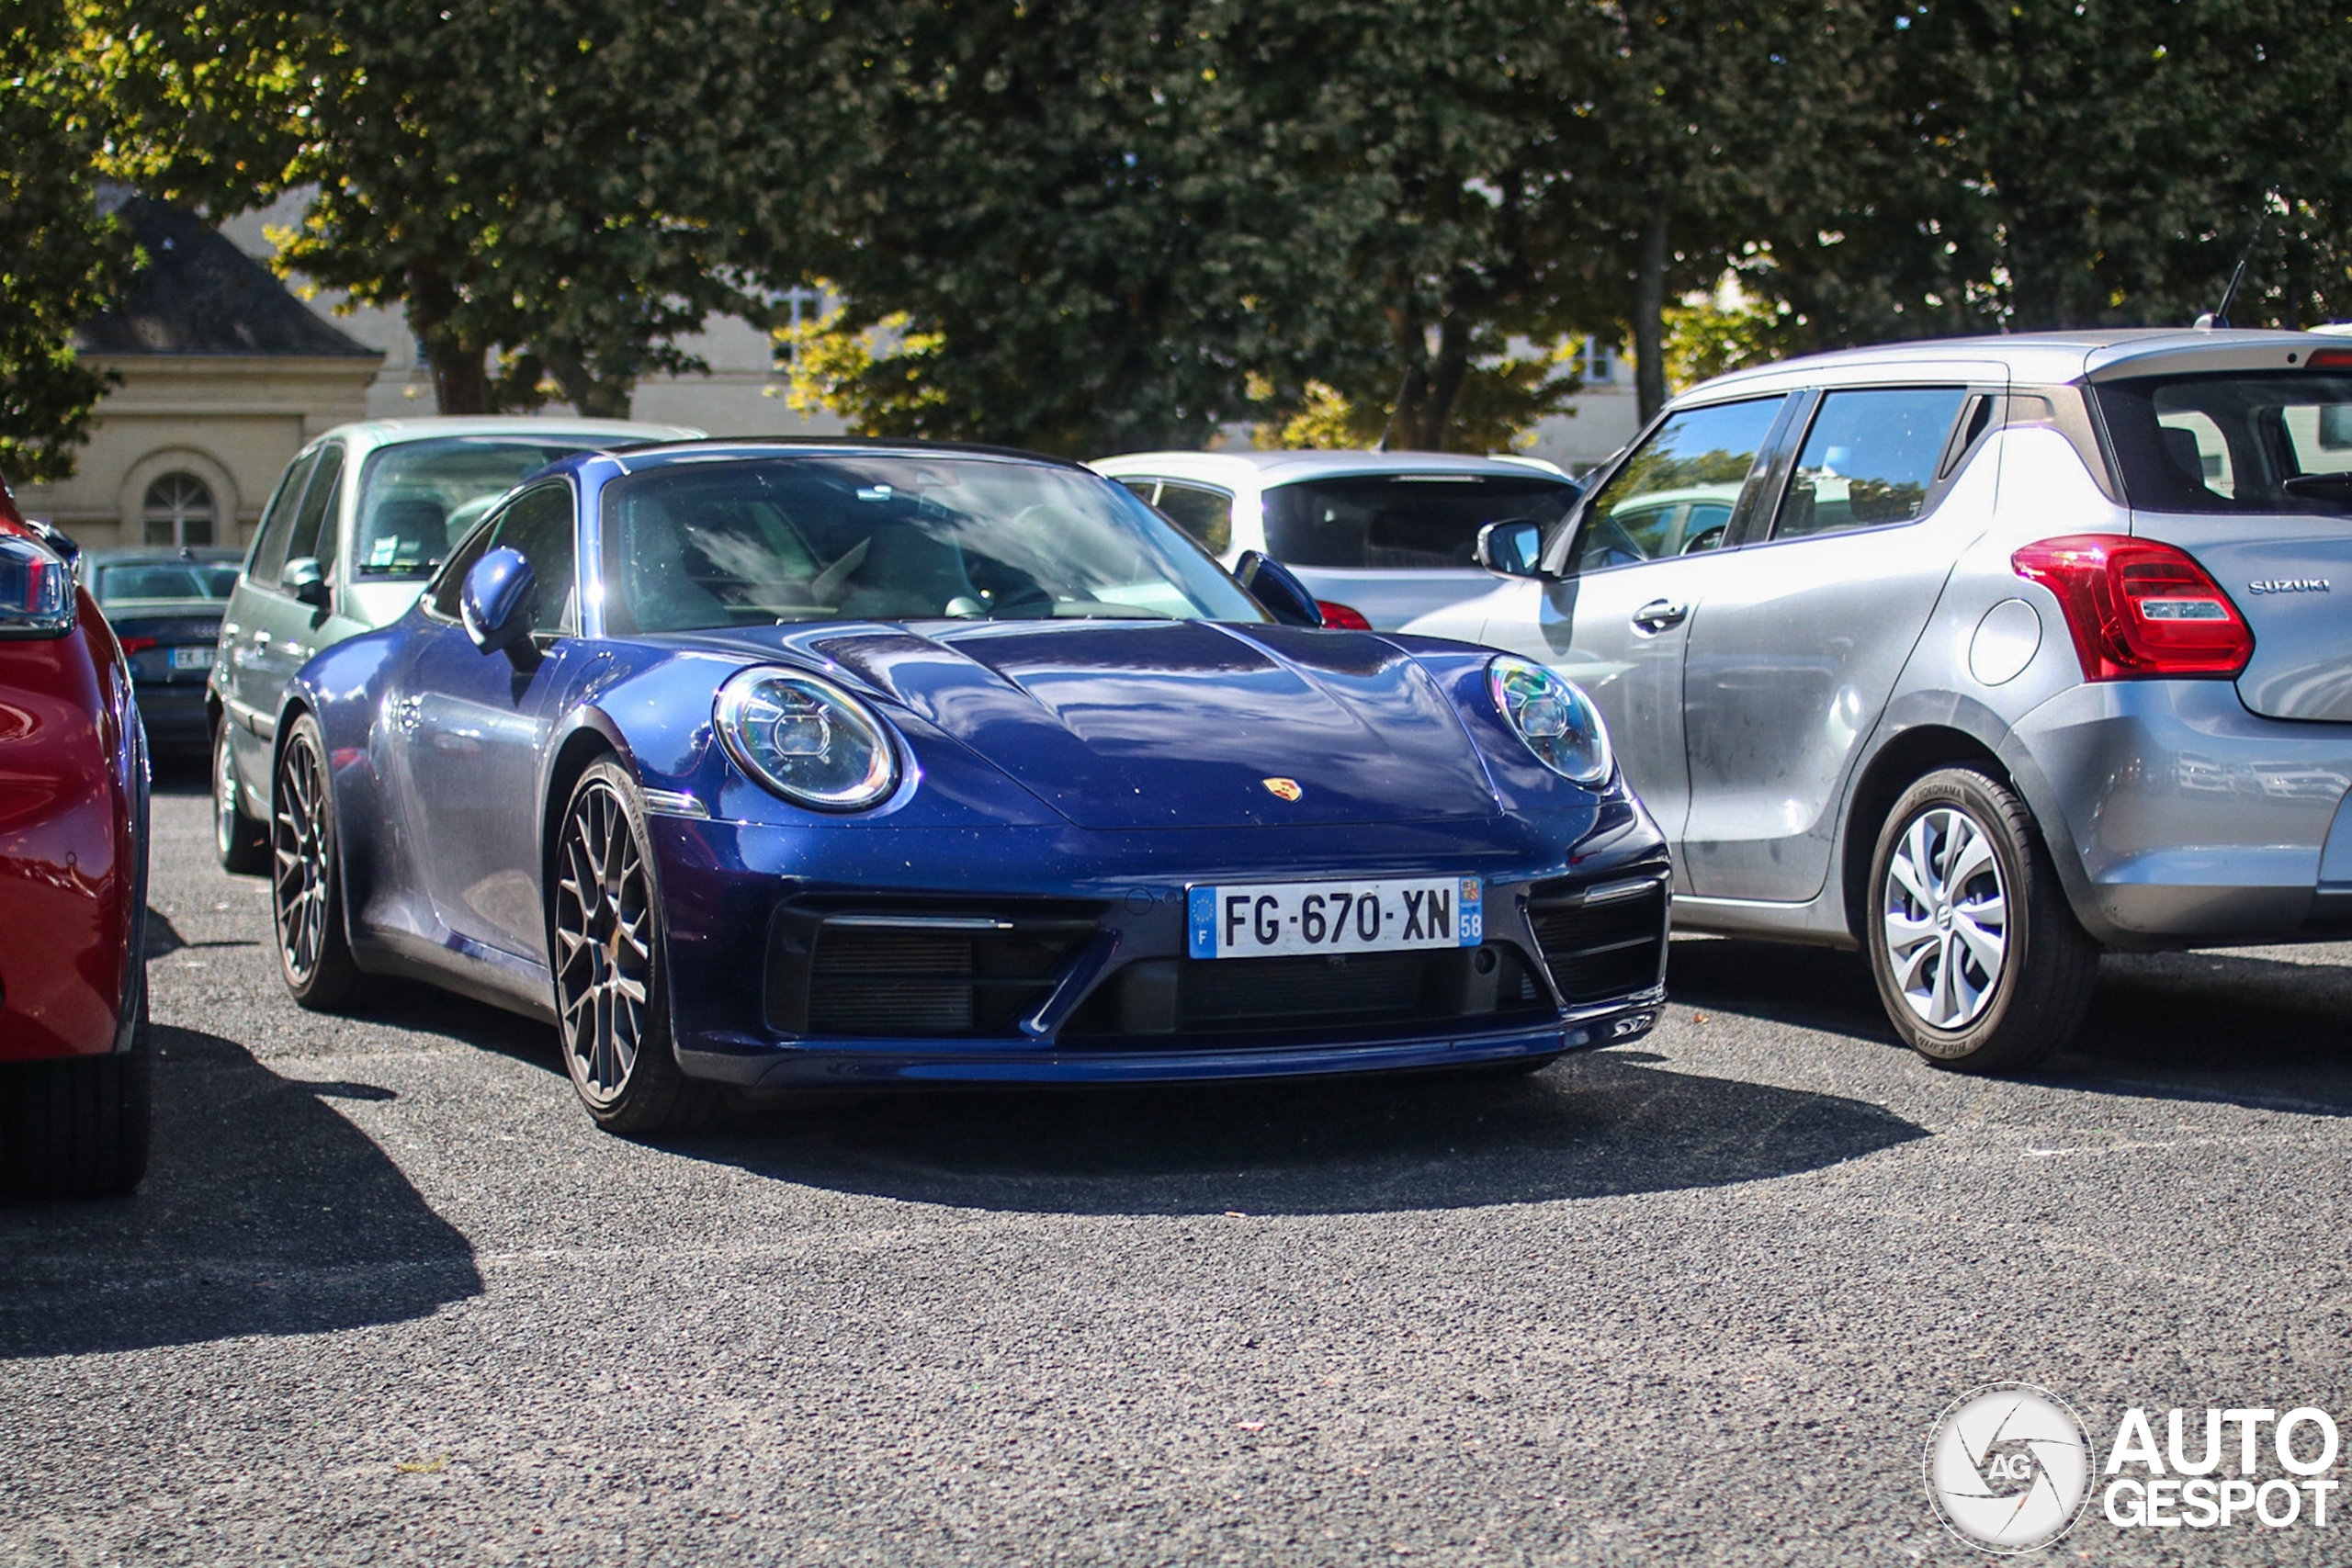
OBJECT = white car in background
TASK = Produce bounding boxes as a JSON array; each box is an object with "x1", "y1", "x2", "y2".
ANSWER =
[{"x1": 1089, "y1": 449, "x2": 1580, "y2": 629}]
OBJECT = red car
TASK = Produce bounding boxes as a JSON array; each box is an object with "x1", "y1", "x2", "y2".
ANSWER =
[{"x1": 0, "y1": 473, "x2": 151, "y2": 1197}]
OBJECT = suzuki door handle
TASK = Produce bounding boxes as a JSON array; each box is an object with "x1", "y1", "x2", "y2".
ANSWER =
[{"x1": 1631, "y1": 598, "x2": 1690, "y2": 633}]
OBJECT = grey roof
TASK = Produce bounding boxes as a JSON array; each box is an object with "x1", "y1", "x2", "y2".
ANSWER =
[{"x1": 75, "y1": 200, "x2": 380, "y2": 360}]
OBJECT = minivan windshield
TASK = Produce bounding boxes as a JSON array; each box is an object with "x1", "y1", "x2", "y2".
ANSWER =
[
  {"x1": 2094, "y1": 372, "x2": 2352, "y2": 514},
  {"x1": 1262, "y1": 473, "x2": 1577, "y2": 569},
  {"x1": 600, "y1": 455, "x2": 1267, "y2": 633},
  {"x1": 354, "y1": 436, "x2": 605, "y2": 579}
]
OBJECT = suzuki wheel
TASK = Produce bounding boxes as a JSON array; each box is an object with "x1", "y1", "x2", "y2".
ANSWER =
[
  {"x1": 271, "y1": 714, "x2": 365, "y2": 1010},
  {"x1": 550, "y1": 760, "x2": 713, "y2": 1135},
  {"x1": 213, "y1": 719, "x2": 269, "y2": 874},
  {"x1": 1866, "y1": 767, "x2": 2098, "y2": 1072}
]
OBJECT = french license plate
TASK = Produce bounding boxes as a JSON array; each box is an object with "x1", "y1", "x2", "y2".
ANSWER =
[
  {"x1": 1187, "y1": 876, "x2": 1482, "y2": 959},
  {"x1": 169, "y1": 645, "x2": 215, "y2": 671}
]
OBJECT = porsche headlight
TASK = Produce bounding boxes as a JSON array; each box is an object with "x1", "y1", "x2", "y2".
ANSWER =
[
  {"x1": 715, "y1": 668, "x2": 899, "y2": 811},
  {"x1": 1488, "y1": 655, "x2": 1611, "y2": 787}
]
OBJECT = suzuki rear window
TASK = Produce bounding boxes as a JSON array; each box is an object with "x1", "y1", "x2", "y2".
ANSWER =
[
  {"x1": 1261, "y1": 474, "x2": 1577, "y2": 569},
  {"x1": 2095, "y1": 372, "x2": 2352, "y2": 514}
]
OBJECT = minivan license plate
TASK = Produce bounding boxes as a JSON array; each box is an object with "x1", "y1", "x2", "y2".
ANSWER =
[
  {"x1": 170, "y1": 645, "x2": 215, "y2": 671},
  {"x1": 1187, "y1": 876, "x2": 1482, "y2": 959}
]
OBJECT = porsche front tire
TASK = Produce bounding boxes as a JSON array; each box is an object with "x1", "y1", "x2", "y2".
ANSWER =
[{"x1": 550, "y1": 760, "x2": 714, "y2": 1136}]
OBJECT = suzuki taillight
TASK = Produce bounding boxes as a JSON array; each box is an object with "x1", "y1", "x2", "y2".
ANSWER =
[
  {"x1": 117, "y1": 636, "x2": 158, "y2": 654},
  {"x1": 2011, "y1": 534, "x2": 2253, "y2": 679},
  {"x1": 0, "y1": 534, "x2": 74, "y2": 638},
  {"x1": 1317, "y1": 600, "x2": 1373, "y2": 630}
]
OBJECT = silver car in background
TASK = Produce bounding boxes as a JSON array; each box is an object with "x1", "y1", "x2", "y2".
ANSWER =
[
  {"x1": 1089, "y1": 449, "x2": 1578, "y2": 628},
  {"x1": 1411, "y1": 330, "x2": 2352, "y2": 1070},
  {"x1": 209, "y1": 416, "x2": 699, "y2": 873}
]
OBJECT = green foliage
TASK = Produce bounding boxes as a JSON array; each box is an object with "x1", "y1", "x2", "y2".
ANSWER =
[
  {"x1": 1663, "y1": 293, "x2": 1802, "y2": 391},
  {"x1": 94, "y1": 0, "x2": 775, "y2": 415},
  {"x1": 760, "y1": 0, "x2": 1401, "y2": 456},
  {"x1": 1743, "y1": 0, "x2": 2352, "y2": 342},
  {"x1": 0, "y1": 4, "x2": 129, "y2": 482}
]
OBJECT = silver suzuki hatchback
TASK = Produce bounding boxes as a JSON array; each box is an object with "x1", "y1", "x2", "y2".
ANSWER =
[{"x1": 1412, "y1": 330, "x2": 2352, "y2": 1070}]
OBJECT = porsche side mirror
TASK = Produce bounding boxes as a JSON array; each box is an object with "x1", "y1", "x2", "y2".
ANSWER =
[
  {"x1": 461, "y1": 547, "x2": 537, "y2": 656},
  {"x1": 1476, "y1": 519, "x2": 1545, "y2": 578},
  {"x1": 279, "y1": 555, "x2": 332, "y2": 609},
  {"x1": 1233, "y1": 550, "x2": 1322, "y2": 628}
]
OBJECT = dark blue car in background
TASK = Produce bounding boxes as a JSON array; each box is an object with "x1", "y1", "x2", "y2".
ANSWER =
[{"x1": 267, "y1": 440, "x2": 1669, "y2": 1133}]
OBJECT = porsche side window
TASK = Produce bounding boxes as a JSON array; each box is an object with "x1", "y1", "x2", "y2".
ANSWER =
[
  {"x1": 1572, "y1": 397, "x2": 1784, "y2": 572},
  {"x1": 427, "y1": 519, "x2": 500, "y2": 621},
  {"x1": 487, "y1": 483, "x2": 578, "y2": 636}
]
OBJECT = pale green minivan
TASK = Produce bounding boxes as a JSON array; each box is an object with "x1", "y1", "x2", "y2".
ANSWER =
[{"x1": 209, "y1": 416, "x2": 699, "y2": 871}]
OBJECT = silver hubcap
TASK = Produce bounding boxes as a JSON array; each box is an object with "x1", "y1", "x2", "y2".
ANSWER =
[
  {"x1": 272, "y1": 737, "x2": 331, "y2": 983},
  {"x1": 214, "y1": 728, "x2": 238, "y2": 851},
  {"x1": 553, "y1": 783, "x2": 653, "y2": 1102},
  {"x1": 1882, "y1": 806, "x2": 2008, "y2": 1031}
]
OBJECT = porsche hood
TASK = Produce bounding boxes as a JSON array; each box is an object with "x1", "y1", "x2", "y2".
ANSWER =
[{"x1": 807, "y1": 620, "x2": 1500, "y2": 829}]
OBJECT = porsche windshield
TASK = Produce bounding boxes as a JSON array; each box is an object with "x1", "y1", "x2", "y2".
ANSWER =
[{"x1": 600, "y1": 455, "x2": 1267, "y2": 632}]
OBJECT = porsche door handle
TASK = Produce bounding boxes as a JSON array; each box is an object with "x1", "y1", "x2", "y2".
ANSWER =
[{"x1": 1631, "y1": 598, "x2": 1689, "y2": 633}]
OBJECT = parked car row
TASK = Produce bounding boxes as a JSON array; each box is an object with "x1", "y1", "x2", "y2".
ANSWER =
[{"x1": 12, "y1": 327, "x2": 2350, "y2": 1183}]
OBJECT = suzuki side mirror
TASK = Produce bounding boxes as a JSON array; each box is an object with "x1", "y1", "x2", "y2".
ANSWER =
[
  {"x1": 461, "y1": 547, "x2": 537, "y2": 657},
  {"x1": 1475, "y1": 519, "x2": 1545, "y2": 578},
  {"x1": 1233, "y1": 550, "x2": 1323, "y2": 628},
  {"x1": 279, "y1": 555, "x2": 332, "y2": 609}
]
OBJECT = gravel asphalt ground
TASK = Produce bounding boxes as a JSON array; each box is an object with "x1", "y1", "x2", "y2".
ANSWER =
[{"x1": 6, "y1": 767, "x2": 2352, "y2": 1566}]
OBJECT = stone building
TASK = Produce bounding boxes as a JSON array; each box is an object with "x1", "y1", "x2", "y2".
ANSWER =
[{"x1": 9, "y1": 199, "x2": 381, "y2": 550}]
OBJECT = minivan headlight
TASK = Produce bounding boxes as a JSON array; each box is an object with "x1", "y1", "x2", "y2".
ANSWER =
[
  {"x1": 1487, "y1": 655, "x2": 1611, "y2": 786},
  {"x1": 715, "y1": 668, "x2": 899, "y2": 811}
]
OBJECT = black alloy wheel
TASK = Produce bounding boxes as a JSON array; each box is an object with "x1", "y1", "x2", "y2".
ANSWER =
[
  {"x1": 214, "y1": 718, "x2": 269, "y2": 874},
  {"x1": 549, "y1": 760, "x2": 712, "y2": 1134},
  {"x1": 270, "y1": 714, "x2": 364, "y2": 1010}
]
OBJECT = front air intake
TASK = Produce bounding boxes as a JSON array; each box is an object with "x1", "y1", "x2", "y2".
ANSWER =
[
  {"x1": 1522, "y1": 876, "x2": 1668, "y2": 1003},
  {"x1": 769, "y1": 903, "x2": 1099, "y2": 1038}
]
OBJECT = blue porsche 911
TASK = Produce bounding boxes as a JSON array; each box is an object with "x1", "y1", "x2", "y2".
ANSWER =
[{"x1": 267, "y1": 440, "x2": 1668, "y2": 1132}]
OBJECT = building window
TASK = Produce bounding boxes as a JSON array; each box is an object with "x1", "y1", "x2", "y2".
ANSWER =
[
  {"x1": 1577, "y1": 339, "x2": 1620, "y2": 385},
  {"x1": 141, "y1": 472, "x2": 218, "y2": 547}
]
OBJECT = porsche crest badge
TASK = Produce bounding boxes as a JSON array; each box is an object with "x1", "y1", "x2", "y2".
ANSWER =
[{"x1": 1261, "y1": 777, "x2": 1303, "y2": 802}]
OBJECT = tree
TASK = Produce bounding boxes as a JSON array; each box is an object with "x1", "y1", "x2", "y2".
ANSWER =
[
  {"x1": 767, "y1": 0, "x2": 1396, "y2": 456},
  {"x1": 1739, "y1": 0, "x2": 2352, "y2": 347},
  {"x1": 0, "y1": 3, "x2": 131, "y2": 482},
  {"x1": 93, "y1": 0, "x2": 775, "y2": 415}
]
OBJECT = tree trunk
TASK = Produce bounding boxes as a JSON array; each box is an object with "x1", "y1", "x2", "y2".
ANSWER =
[
  {"x1": 1418, "y1": 315, "x2": 1473, "y2": 452},
  {"x1": 417, "y1": 323, "x2": 493, "y2": 415},
  {"x1": 1634, "y1": 197, "x2": 1669, "y2": 424}
]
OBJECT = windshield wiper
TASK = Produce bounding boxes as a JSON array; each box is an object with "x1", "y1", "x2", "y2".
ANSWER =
[{"x1": 2281, "y1": 474, "x2": 2352, "y2": 509}]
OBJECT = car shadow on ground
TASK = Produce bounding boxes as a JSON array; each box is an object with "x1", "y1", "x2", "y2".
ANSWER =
[
  {"x1": 1668, "y1": 935, "x2": 2352, "y2": 1115},
  {"x1": 682, "y1": 1053, "x2": 1930, "y2": 1217},
  {"x1": 0, "y1": 1023, "x2": 482, "y2": 1360}
]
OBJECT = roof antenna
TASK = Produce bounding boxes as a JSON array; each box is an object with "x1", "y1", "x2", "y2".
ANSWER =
[{"x1": 2196, "y1": 214, "x2": 2266, "y2": 329}]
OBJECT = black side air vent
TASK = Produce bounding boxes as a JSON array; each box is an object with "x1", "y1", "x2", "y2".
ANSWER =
[
  {"x1": 769, "y1": 902, "x2": 1100, "y2": 1038},
  {"x1": 1522, "y1": 875, "x2": 1668, "y2": 1003}
]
